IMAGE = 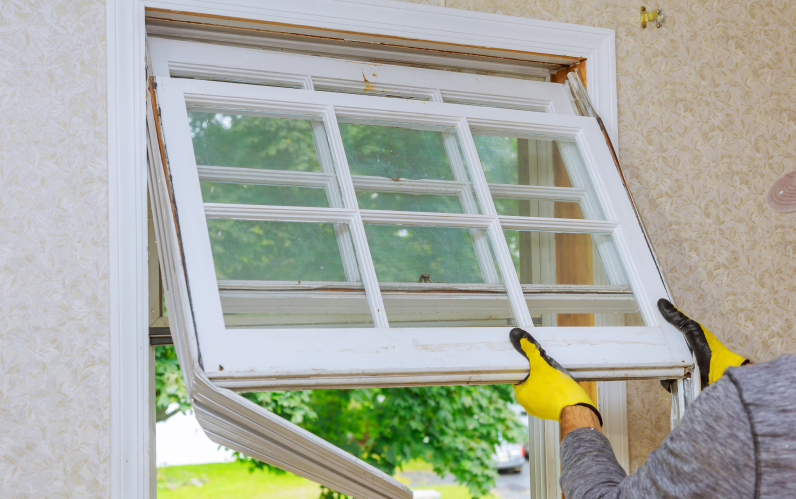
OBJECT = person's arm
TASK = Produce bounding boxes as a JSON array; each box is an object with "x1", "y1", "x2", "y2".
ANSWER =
[
  {"x1": 509, "y1": 299, "x2": 754, "y2": 499},
  {"x1": 560, "y1": 375, "x2": 755, "y2": 499},
  {"x1": 560, "y1": 405, "x2": 601, "y2": 438}
]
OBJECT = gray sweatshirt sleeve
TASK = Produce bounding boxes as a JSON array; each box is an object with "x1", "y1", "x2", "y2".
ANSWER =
[{"x1": 560, "y1": 376, "x2": 755, "y2": 499}]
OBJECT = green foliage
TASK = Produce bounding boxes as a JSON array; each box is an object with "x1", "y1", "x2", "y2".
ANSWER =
[
  {"x1": 233, "y1": 386, "x2": 523, "y2": 497},
  {"x1": 339, "y1": 123, "x2": 454, "y2": 180},
  {"x1": 155, "y1": 346, "x2": 191, "y2": 422},
  {"x1": 356, "y1": 190, "x2": 463, "y2": 214},
  {"x1": 319, "y1": 486, "x2": 349, "y2": 499},
  {"x1": 471, "y1": 135, "x2": 518, "y2": 185},
  {"x1": 189, "y1": 112, "x2": 323, "y2": 172},
  {"x1": 202, "y1": 182, "x2": 330, "y2": 208},
  {"x1": 208, "y1": 220, "x2": 347, "y2": 281},
  {"x1": 366, "y1": 225, "x2": 484, "y2": 283}
]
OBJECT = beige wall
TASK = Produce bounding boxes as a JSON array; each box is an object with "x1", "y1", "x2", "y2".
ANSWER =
[
  {"x1": 2, "y1": 0, "x2": 795, "y2": 493},
  {"x1": 399, "y1": 0, "x2": 796, "y2": 470},
  {"x1": 0, "y1": 0, "x2": 109, "y2": 495}
]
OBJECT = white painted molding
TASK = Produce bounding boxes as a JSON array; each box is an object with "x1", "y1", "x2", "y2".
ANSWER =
[
  {"x1": 107, "y1": 0, "x2": 150, "y2": 498},
  {"x1": 599, "y1": 381, "x2": 630, "y2": 473}
]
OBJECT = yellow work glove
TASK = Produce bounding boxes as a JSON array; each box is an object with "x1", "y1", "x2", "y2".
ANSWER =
[
  {"x1": 658, "y1": 299, "x2": 748, "y2": 389},
  {"x1": 509, "y1": 328, "x2": 602, "y2": 425}
]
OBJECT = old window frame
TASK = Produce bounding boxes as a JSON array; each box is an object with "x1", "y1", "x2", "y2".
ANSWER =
[
  {"x1": 154, "y1": 67, "x2": 692, "y2": 385},
  {"x1": 109, "y1": 1, "x2": 690, "y2": 497}
]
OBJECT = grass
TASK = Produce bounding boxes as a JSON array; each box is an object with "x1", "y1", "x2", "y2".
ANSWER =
[
  {"x1": 396, "y1": 458, "x2": 434, "y2": 472},
  {"x1": 157, "y1": 463, "x2": 319, "y2": 499},
  {"x1": 157, "y1": 462, "x2": 502, "y2": 499}
]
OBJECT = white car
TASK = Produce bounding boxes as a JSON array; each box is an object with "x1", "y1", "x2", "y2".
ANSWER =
[
  {"x1": 492, "y1": 403, "x2": 530, "y2": 473},
  {"x1": 493, "y1": 442, "x2": 527, "y2": 473}
]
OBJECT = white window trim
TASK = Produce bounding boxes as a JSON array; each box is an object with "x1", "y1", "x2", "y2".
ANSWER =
[{"x1": 109, "y1": 1, "x2": 631, "y2": 497}]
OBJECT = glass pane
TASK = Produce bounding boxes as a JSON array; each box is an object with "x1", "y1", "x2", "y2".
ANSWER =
[
  {"x1": 340, "y1": 121, "x2": 480, "y2": 214},
  {"x1": 340, "y1": 122, "x2": 455, "y2": 180},
  {"x1": 207, "y1": 220, "x2": 373, "y2": 328},
  {"x1": 190, "y1": 109, "x2": 344, "y2": 207},
  {"x1": 365, "y1": 224, "x2": 514, "y2": 327},
  {"x1": 356, "y1": 191, "x2": 463, "y2": 213},
  {"x1": 189, "y1": 110, "x2": 326, "y2": 172},
  {"x1": 201, "y1": 182, "x2": 329, "y2": 207},
  {"x1": 473, "y1": 131, "x2": 604, "y2": 220},
  {"x1": 493, "y1": 198, "x2": 583, "y2": 219},
  {"x1": 442, "y1": 96, "x2": 547, "y2": 112},
  {"x1": 502, "y1": 229, "x2": 642, "y2": 325},
  {"x1": 209, "y1": 220, "x2": 349, "y2": 281},
  {"x1": 314, "y1": 83, "x2": 432, "y2": 101}
]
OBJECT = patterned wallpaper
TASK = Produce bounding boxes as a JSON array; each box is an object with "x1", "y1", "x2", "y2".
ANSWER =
[
  {"x1": 397, "y1": 0, "x2": 796, "y2": 470},
  {"x1": 0, "y1": 0, "x2": 109, "y2": 496}
]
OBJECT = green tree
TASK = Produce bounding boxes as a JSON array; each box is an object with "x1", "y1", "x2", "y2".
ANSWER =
[
  {"x1": 155, "y1": 345, "x2": 191, "y2": 422},
  {"x1": 155, "y1": 346, "x2": 523, "y2": 498}
]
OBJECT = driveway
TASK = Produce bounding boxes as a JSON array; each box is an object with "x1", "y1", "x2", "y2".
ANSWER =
[{"x1": 492, "y1": 461, "x2": 531, "y2": 499}]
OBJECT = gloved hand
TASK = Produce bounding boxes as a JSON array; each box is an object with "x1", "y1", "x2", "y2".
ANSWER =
[
  {"x1": 658, "y1": 299, "x2": 748, "y2": 390},
  {"x1": 509, "y1": 328, "x2": 602, "y2": 425}
]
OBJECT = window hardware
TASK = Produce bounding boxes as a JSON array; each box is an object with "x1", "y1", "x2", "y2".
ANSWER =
[{"x1": 641, "y1": 7, "x2": 664, "y2": 29}]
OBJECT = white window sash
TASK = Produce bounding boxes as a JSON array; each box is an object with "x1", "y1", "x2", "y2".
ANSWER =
[{"x1": 152, "y1": 75, "x2": 691, "y2": 394}]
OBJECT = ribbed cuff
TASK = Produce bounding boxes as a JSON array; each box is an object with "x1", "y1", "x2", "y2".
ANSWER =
[{"x1": 573, "y1": 402, "x2": 603, "y2": 427}]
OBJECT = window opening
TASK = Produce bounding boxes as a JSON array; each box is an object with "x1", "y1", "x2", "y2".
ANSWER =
[{"x1": 147, "y1": 32, "x2": 690, "y2": 499}]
